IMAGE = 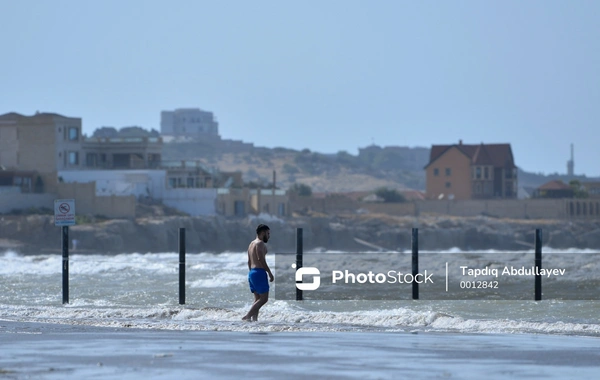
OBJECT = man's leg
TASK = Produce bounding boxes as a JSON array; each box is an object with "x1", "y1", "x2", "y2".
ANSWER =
[
  {"x1": 243, "y1": 292, "x2": 269, "y2": 321},
  {"x1": 242, "y1": 292, "x2": 261, "y2": 321},
  {"x1": 251, "y1": 292, "x2": 260, "y2": 321}
]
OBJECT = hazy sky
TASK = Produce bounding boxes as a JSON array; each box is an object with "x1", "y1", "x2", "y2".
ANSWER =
[{"x1": 2, "y1": 1, "x2": 599, "y2": 176}]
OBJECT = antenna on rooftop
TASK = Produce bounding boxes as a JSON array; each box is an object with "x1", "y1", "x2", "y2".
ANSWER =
[{"x1": 567, "y1": 143, "x2": 574, "y2": 176}]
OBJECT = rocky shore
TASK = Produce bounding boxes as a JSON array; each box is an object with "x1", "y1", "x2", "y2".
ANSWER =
[{"x1": 2, "y1": 213, "x2": 600, "y2": 254}]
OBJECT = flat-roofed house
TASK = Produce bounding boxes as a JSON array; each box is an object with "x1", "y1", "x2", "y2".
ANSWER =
[
  {"x1": 534, "y1": 180, "x2": 574, "y2": 198},
  {"x1": 0, "y1": 112, "x2": 83, "y2": 193}
]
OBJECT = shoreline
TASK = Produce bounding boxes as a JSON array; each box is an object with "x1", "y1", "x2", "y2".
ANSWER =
[{"x1": 1, "y1": 320, "x2": 599, "y2": 379}]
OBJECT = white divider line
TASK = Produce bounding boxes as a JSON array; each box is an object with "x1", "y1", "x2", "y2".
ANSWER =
[{"x1": 446, "y1": 262, "x2": 448, "y2": 292}]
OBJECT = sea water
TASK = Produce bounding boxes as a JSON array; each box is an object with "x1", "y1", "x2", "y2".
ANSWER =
[{"x1": 1, "y1": 249, "x2": 599, "y2": 336}]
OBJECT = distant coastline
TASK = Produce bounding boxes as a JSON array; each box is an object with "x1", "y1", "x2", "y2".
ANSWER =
[{"x1": 2, "y1": 214, "x2": 600, "y2": 254}]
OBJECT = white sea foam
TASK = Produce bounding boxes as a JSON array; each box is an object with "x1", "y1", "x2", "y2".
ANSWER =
[
  {"x1": 2, "y1": 301, "x2": 599, "y2": 335},
  {"x1": 189, "y1": 272, "x2": 246, "y2": 288},
  {"x1": 1, "y1": 250, "x2": 600, "y2": 336}
]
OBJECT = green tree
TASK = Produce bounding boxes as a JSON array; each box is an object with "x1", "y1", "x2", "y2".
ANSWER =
[
  {"x1": 569, "y1": 180, "x2": 589, "y2": 198},
  {"x1": 375, "y1": 187, "x2": 406, "y2": 203},
  {"x1": 289, "y1": 183, "x2": 312, "y2": 197}
]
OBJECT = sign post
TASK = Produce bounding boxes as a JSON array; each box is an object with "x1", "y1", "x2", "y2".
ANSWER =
[{"x1": 54, "y1": 199, "x2": 75, "y2": 304}]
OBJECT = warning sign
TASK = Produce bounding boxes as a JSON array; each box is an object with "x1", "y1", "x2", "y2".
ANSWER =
[{"x1": 54, "y1": 199, "x2": 76, "y2": 226}]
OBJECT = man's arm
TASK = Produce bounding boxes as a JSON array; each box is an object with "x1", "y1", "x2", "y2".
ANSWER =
[
  {"x1": 247, "y1": 243, "x2": 252, "y2": 270},
  {"x1": 257, "y1": 243, "x2": 274, "y2": 282}
]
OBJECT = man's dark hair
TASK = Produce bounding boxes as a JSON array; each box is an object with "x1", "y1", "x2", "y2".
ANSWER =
[{"x1": 256, "y1": 224, "x2": 270, "y2": 235}]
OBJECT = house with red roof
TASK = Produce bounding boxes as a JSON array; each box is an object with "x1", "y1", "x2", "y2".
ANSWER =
[{"x1": 424, "y1": 140, "x2": 517, "y2": 200}]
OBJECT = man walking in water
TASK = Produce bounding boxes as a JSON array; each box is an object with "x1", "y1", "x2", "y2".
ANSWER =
[{"x1": 242, "y1": 224, "x2": 274, "y2": 321}]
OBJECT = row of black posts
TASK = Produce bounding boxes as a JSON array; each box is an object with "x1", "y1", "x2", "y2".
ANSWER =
[
  {"x1": 60, "y1": 227, "x2": 544, "y2": 304},
  {"x1": 293, "y1": 227, "x2": 543, "y2": 301}
]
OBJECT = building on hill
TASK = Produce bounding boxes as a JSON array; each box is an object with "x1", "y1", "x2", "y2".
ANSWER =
[
  {"x1": 424, "y1": 141, "x2": 517, "y2": 200},
  {"x1": 159, "y1": 107, "x2": 256, "y2": 154},
  {"x1": 160, "y1": 108, "x2": 220, "y2": 140}
]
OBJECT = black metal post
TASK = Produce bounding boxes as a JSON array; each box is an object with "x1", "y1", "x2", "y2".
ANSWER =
[
  {"x1": 296, "y1": 228, "x2": 303, "y2": 301},
  {"x1": 412, "y1": 228, "x2": 419, "y2": 300},
  {"x1": 179, "y1": 228, "x2": 186, "y2": 305},
  {"x1": 535, "y1": 229, "x2": 542, "y2": 301},
  {"x1": 62, "y1": 226, "x2": 69, "y2": 304}
]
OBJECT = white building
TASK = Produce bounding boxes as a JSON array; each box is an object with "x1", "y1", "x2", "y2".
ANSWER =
[
  {"x1": 58, "y1": 170, "x2": 217, "y2": 216},
  {"x1": 160, "y1": 108, "x2": 219, "y2": 140}
]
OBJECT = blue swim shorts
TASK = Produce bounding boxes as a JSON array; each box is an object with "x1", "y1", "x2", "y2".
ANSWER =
[{"x1": 248, "y1": 268, "x2": 269, "y2": 294}]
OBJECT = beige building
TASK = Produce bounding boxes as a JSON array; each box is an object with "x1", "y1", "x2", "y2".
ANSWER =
[
  {"x1": 217, "y1": 188, "x2": 289, "y2": 217},
  {"x1": 251, "y1": 189, "x2": 288, "y2": 216},
  {"x1": 425, "y1": 141, "x2": 517, "y2": 200},
  {"x1": 217, "y1": 188, "x2": 251, "y2": 216},
  {"x1": 0, "y1": 112, "x2": 83, "y2": 172},
  {"x1": 0, "y1": 112, "x2": 83, "y2": 192}
]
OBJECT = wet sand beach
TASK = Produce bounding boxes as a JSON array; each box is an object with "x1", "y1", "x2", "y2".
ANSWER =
[{"x1": 1, "y1": 320, "x2": 599, "y2": 379}]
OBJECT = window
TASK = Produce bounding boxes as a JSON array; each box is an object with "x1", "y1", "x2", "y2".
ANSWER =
[
  {"x1": 484, "y1": 167, "x2": 489, "y2": 179},
  {"x1": 234, "y1": 201, "x2": 245, "y2": 216},
  {"x1": 476, "y1": 167, "x2": 481, "y2": 179},
  {"x1": 187, "y1": 178, "x2": 194, "y2": 188},
  {"x1": 68, "y1": 152, "x2": 79, "y2": 165},
  {"x1": 168, "y1": 178, "x2": 176, "y2": 188},
  {"x1": 68, "y1": 127, "x2": 79, "y2": 141},
  {"x1": 445, "y1": 168, "x2": 451, "y2": 176},
  {"x1": 86, "y1": 153, "x2": 97, "y2": 167},
  {"x1": 445, "y1": 182, "x2": 451, "y2": 188},
  {"x1": 484, "y1": 181, "x2": 493, "y2": 195},
  {"x1": 22, "y1": 177, "x2": 31, "y2": 192},
  {"x1": 433, "y1": 168, "x2": 439, "y2": 176}
]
